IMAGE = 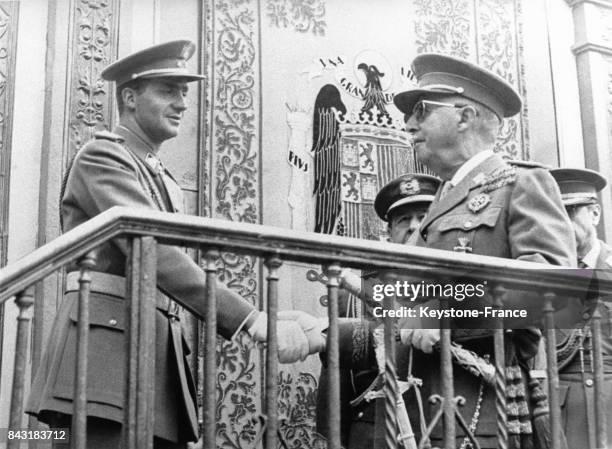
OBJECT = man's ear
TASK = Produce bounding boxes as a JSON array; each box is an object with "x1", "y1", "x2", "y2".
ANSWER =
[
  {"x1": 590, "y1": 203, "x2": 601, "y2": 226},
  {"x1": 122, "y1": 87, "x2": 137, "y2": 111},
  {"x1": 457, "y1": 105, "x2": 478, "y2": 131}
]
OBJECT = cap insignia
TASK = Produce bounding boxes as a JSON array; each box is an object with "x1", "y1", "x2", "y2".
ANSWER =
[
  {"x1": 468, "y1": 193, "x2": 491, "y2": 213},
  {"x1": 399, "y1": 178, "x2": 420, "y2": 196},
  {"x1": 177, "y1": 58, "x2": 186, "y2": 68}
]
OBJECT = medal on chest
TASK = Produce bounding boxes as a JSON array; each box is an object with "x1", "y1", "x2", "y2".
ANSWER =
[{"x1": 468, "y1": 193, "x2": 491, "y2": 213}]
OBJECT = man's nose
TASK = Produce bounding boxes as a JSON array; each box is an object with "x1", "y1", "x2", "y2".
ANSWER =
[
  {"x1": 405, "y1": 114, "x2": 418, "y2": 134},
  {"x1": 408, "y1": 217, "x2": 420, "y2": 233},
  {"x1": 174, "y1": 95, "x2": 187, "y2": 112}
]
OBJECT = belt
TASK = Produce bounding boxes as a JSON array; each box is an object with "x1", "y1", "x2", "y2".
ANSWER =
[{"x1": 65, "y1": 271, "x2": 180, "y2": 318}]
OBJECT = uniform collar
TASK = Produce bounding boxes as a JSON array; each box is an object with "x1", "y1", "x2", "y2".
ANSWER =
[
  {"x1": 582, "y1": 239, "x2": 601, "y2": 268},
  {"x1": 448, "y1": 149, "x2": 494, "y2": 187},
  {"x1": 115, "y1": 125, "x2": 164, "y2": 175},
  {"x1": 418, "y1": 152, "x2": 505, "y2": 236}
]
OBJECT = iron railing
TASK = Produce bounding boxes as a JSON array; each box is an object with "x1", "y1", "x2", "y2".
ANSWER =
[{"x1": 0, "y1": 206, "x2": 610, "y2": 449}]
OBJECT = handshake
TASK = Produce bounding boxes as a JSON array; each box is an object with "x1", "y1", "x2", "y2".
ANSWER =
[{"x1": 247, "y1": 311, "x2": 328, "y2": 363}]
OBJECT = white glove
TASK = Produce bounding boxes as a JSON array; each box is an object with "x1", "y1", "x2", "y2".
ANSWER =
[
  {"x1": 247, "y1": 312, "x2": 310, "y2": 363},
  {"x1": 399, "y1": 328, "x2": 440, "y2": 354},
  {"x1": 339, "y1": 269, "x2": 362, "y2": 296},
  {"x1": 278, "y1": 310, "x2": 327, "y2": 353}
]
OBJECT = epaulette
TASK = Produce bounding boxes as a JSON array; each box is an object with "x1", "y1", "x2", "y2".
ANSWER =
[
  {"x1": 482, "y1": 165, "x2": 517, "y2": 193},
  {"x1": 94, "y1": 130, "x2": 124, "y2": 143},
  {"x1": 507, "y1": 159, "x2": 550, "y2": 169}
]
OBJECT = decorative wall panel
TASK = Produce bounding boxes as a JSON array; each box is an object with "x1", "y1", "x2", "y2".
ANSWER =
[
  {"x1": 202, "y1": 1, "x2": 264, "y2": 448},
  {"x1": 476, "y1": 0, "x2": 525, "y2": 158},
  {"x1": 65, "y1": 0, "x2": 119, "y2": 162},
  {"x1": 413, "y1": 0, "x2": 473, "y2": 57},
  {"x1": 265, "y1": 0, "x2": 327, "y2": 36}
]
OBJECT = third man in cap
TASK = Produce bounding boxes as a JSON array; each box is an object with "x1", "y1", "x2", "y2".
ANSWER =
[{"x1": 551, "y1": 167, "x2": 612, "y2": 449}]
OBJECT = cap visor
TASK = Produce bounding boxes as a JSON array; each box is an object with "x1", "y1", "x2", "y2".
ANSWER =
[{"x1": 139, "y1": 73, "x2": 206, "y2": 82}]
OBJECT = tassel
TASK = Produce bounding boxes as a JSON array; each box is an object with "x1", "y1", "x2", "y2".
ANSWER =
[{"x1": 528, "y1": 378, "x2": 568, "y2": 449}]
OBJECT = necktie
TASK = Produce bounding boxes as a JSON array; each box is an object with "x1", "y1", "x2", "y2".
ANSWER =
[{"x1": 145, "y1": 153, "x2": 184, "y2": 212}]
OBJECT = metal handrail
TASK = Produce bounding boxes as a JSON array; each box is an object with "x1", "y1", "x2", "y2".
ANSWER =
[{"x1": 1, "y1": 206, "x2": 609, "y2": 302}]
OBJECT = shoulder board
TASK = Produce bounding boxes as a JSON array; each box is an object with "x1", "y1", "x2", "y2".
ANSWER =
[
  {"x1": 94, "y1": 130, "x2": 124, "y2": 143},
  {"x1": 507, "y1": 159, "x2": 549, "y2": 169},
  {"x1": 605, "y1": 255, "x2": 612, "y2": 268},
  {"x1": 482, "y1": 164, "x2": 517, "y2": 193}
]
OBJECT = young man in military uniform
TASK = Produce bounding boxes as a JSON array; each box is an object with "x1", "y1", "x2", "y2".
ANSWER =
[
  {"x1": 315, "y1": 173, "x2": 441, "y2": 448},
  {"x1": 551, "y1": 167, "x2": 612, "y2": 449},
  {"x1": 389, "y1": 53, "x2": 576, "y2": 448},
  {"x1": 26, "y1": 40, "x2": 317, "y2": 449}
]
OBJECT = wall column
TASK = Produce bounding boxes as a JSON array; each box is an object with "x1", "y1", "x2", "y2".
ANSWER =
[{"x1": 566, "y1": 0, "x2": 612, "y2": 242}]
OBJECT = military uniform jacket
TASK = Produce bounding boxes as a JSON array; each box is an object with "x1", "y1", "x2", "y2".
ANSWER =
[
  {"x1": 558, "y1": 239, "x2": 612, "y2": 449},
  {"x1": 27, "y1": 125, "x2": 255, "y2": 443},
  {"x1": 332, "y1": 153, "x2": 576, "y2": 447}
]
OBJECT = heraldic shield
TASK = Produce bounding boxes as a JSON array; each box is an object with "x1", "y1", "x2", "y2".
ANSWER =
[{"x1": 335, "y1": 108, "x2": 433, "y2": 241}]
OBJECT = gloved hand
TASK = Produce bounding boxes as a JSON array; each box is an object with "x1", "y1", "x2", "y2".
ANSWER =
[
  {"x1": 278, "y1": 310, "x2": 327, "y2": 353},
  {"x1": 339, "y1": 269, "x2": 361, "y2": 296},
  {"x1": 399, "y1": 328, "x2": 440, "y2": 354},
  {"x1": 247, "y1": 312, "x2": 310, "y2": 363}
]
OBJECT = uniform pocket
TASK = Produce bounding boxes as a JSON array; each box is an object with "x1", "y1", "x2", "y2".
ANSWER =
[
  {"x1": 52, "y1": 294, "x2": 126, "y2": 408},
  {"x1": 437, "y1": 206, "x2": 502, "y2": 232}
]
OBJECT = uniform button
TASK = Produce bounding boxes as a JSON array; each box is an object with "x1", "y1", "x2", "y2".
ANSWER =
[
  {"x1": 357, "y1": 412, "x2": 364, "y2": 418},
  {"x1": 582, "y1": 313, "x2": 591, "y2": 320},
  {"x1": 109, "y1": 319, "x2": 118, "y2": 326},
  {"x1": 585, "y1": 379, "x2": 594, "y2": 387},
  {"x1": 464, "y1": 221, "x2": 473, "y2": 229}
]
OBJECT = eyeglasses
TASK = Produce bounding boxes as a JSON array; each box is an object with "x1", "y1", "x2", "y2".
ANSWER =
[{"x1": 410, "y1": 100, "x2": 465, "y2": 122}]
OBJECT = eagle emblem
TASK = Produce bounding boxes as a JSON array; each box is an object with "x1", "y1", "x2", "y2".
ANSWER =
[
  {"x1": 468, "y1": 193, "x2": 491, "y2": 213},
  {"x1": 399, "y1": 178, "x2": 420, "y2": 196}
]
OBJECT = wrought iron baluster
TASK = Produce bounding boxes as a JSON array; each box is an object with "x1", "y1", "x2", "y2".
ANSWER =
[
  {"x1": 124, "y1": 236, "x2": 157, "y2": 449},
  {"x1": 7, "y1": 287, "x2": 34, "y2": 449},
  {"x1": 491, "y1": 284, "x2": 507, "y2": 449},
  {"x1": 440, "y1": 297, "x2": 455, "y2": 449},
  {"x1": 202, "y1": 248, "x2": 219, "y2": 448},
  {"x1": 381, "y1": 271, "x2": 398, "y2": 449},
  {"x1": 264, "y1": 255, "x2": 282, "y2": 449},
  {"x1": 324, "y1": 262, "x2": 341, "y2": 449},
  {"x1": 72, "y1": 251, "x2": 97, "y2": 449},
  {"x1": 543, "y1": 291, "x2": 561, "y2": 449},
  {"x1": 590, "y1": 306, "x2": 607, "y2": 449}
]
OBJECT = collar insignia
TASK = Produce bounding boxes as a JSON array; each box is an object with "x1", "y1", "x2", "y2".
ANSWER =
[
  {"x1": 468, "y1": 193, "x2": 491, "y2": 213},
  {"x1": 145, "y1": 153, "x2": 162, "y2": 172}
]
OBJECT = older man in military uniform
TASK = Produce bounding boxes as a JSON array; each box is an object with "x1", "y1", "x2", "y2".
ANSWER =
[
  {"x1": 315, "y1": 173, "x2": 440, "y2": 448},
  {"x1": 26, "y1": 40, "x2": 315, "y2": 449},
  {"x1": 390, "y1": 53, "x2": 576, "y2": 448},
  {"x1": 551, "y1": 167, "x2": 612, "y2": 449}
]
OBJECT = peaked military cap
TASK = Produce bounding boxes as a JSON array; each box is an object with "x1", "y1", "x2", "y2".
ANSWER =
[
  {"x1": 375, "y1": 173, "x2": 441, "y2": 221},
  {"x1": 101, "y1": 39, "x2": 205, "y2": 87},
  {"x1": 550, "y1": 167, "x2": 607, "y2": 207},
  {"x1": 393, "y1": 53, "x2": 522, "y2": 119}
]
